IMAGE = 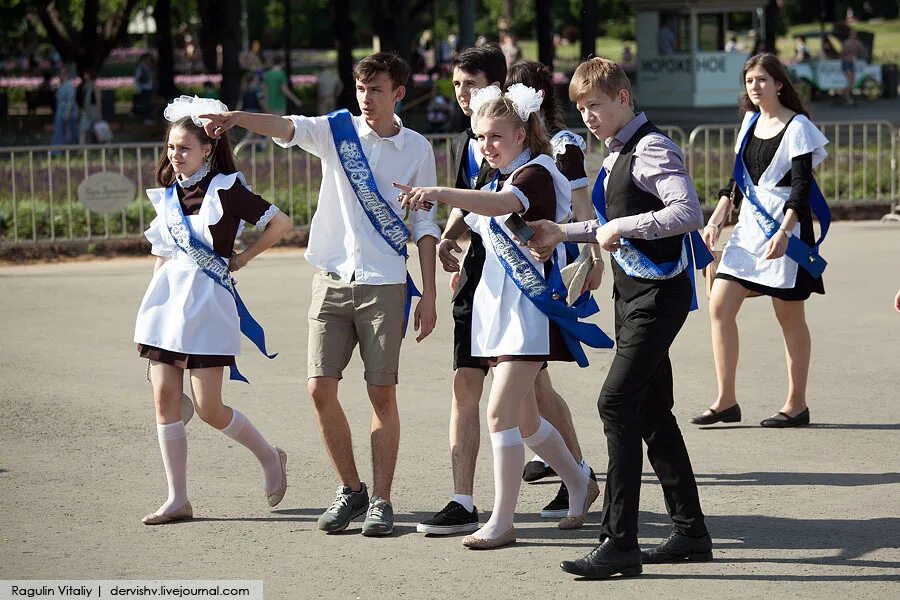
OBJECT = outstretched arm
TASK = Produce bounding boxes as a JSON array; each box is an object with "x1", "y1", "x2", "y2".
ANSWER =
[
  {"x1": 198, "y1": 111, "x2": 294, "y2": 141},
  {"x1": 393, "y1": 183, "x2": 523, "y2": 217}
]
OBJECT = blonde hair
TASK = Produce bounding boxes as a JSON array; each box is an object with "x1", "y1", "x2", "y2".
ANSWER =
[
  {"x1": 473, "y1": 96, "x2": 551, "y2": 157},
  {"x1": 568, "y1": 57, "x2": 634, "y2": 109}
]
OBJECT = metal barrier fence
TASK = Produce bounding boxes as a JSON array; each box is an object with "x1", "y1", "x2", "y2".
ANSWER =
[{"x1": 0, "y1": 121, "x2": 895, "y2": 245}]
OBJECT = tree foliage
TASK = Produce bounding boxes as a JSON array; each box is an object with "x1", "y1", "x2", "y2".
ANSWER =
[{"x1": 28, "y1": 0, "x2": 141, "y2": 73}]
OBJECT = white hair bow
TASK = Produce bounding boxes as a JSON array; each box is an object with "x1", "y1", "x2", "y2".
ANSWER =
[
  {"x1": 504, "y1": 83, "x2": 544, "y2": 122},
  {"x1": 469, "y1": 84, "x2": 544, "y2": 126},
  {"x1": 468, "y1": 85, "x2": 502, "y2": 121},
  {"x1": 163, "y1": 95, "x2": 229, "y2": 128}
]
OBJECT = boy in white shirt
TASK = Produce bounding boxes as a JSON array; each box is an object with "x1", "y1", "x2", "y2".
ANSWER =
[{"x1": 201, "y1": 53, "x2": 439, "y2": 537}]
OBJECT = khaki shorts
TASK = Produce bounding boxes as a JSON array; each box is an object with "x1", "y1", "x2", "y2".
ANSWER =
[{"x1": 307, "y1": 271, "x2": 407, "y2": 386}]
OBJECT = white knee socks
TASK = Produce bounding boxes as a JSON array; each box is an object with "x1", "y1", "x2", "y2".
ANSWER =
[
  {"x1": 478, "y1": 428, "x2": 525, "y2": 539},
  {"x1": 523, "y1": 418, "x2": 589, "y2": 517},
  {"x1": 155, "y1": 421, "x2": 188, "y2": 514},
  {"x1": 221, "y1": 409, "x2": 282, "y2": 494}
]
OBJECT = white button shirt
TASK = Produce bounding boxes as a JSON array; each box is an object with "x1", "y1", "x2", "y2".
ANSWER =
[{"x1": 275, "y1": 113, "x2": 441, "y2": 285}]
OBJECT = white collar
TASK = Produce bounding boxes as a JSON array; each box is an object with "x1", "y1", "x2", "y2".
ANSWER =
[
  {"x1": 357, "y1": 114, "x2": 405, "y2": 150},
  {"x1": 500, "y1": 149, "x2": 532, "y2": 174},
  {"x1": 177, "y1": 164, "x2": 210, "y2": 188}
]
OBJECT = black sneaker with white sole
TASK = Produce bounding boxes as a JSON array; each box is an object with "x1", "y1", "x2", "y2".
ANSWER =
[
  {"x1": 523, "y1": 460, "x2": 556, "y2": 483},
  {"x1": 540, "y1": 469, "x2": 597, "y2": 518},
  {"x1": 416, "y1": 501, "x2": 479, "y2": 535}
]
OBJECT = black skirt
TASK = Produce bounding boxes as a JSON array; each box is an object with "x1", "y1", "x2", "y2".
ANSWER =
[{"x1": 138, "y1": 344, "x2": 235, "y2": 369}]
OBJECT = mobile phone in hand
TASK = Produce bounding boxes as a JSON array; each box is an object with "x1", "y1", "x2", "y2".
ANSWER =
[{"x1": 505, "y1": 213, "x2": 534, "y2": 244}]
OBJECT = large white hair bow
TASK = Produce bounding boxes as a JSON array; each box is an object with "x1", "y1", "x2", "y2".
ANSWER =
[
  {"x1": 468, "y1": 85, "x2": 502, "y2": 120},
  {"x1": 504, "y1": 83, "x2": 544, "y2": 122},
  {"x1": 469, "y1": 83, "x2": 544, "y2": 125},
  {"x1": 163, "y1": 95, "x2": 229, "y2": 127}
]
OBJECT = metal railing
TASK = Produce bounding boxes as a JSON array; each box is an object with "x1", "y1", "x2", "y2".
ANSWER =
[
  {"x1": 0, "y1": 121, "x2": 895, "y2": 246},
  {"x1": 687, "y1": 120, "x2": 897, "y2": 204}
]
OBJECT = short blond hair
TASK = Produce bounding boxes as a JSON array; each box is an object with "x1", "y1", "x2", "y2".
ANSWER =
[{"x1": 568, "y1": 58, "x2": 633, "y2": 108}]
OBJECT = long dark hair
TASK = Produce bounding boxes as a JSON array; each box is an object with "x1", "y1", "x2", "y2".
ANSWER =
[
  {"x1": 155, "y1": 117, "x2": 237, "y2": 187},
  {"x1": 505, "y1": 60, "x2": 565, "y2": 135},
  {"x1": 739, "y1": 54, "x2": 809, "y2": 118}
]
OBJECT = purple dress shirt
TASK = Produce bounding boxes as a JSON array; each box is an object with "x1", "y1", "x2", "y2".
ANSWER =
[{"x1": 562, "y1": 112, "x2": 703, "y2": 243}]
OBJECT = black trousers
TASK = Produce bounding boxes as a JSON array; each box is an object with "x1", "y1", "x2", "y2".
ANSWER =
[{"x1": 597, "y1": 273, "x2": 708, "y2": 550}]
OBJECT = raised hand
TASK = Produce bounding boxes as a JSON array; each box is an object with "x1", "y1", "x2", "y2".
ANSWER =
[{"x1": 197, "y1": 111, "x2": 241, "y2": 139}]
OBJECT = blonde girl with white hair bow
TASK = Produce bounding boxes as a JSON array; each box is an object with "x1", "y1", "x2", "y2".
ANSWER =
[
  {"x1": 394, "y1": 84, "x2": 600, "y2": 550},
  {"x1": 134, "y1": 96, "x2": 293, "y2": 525}
]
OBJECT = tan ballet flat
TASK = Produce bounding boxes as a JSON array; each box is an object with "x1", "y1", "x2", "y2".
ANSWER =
[
  {"x1": 558, "y1": 477, "x2": 601, "y2": 530},
  {"x1": 462, "y1": 527, "x2": 516, "y2": 549},
  {"x1": 141, "y1": 501, "x2": 193, "y2": 525},
  {"x1": 266, "y1": 447, "x2": 288, "y2": 507}
]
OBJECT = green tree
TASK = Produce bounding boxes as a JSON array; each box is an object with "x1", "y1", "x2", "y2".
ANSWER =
[{"x1": 29, "y1": 0, "x2": 142, "y2": 73}]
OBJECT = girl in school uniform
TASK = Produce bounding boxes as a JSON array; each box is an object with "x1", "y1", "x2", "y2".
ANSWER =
[
  {"x1": 395, "y1": 84, "x2": 602, "y2": 549},
  {"x1": 135, "y1": 96, "x2": 293, "y2": 524},
  {"x1": 694, "y1": 54, "x2": 828, "y2": 428}
]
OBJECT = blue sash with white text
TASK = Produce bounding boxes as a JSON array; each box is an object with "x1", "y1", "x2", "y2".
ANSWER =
[
  {"x1": 733, "y1": 111, "x2": 829, "y2": 278},
  {"x1": 591, "y1": 170, "x2": 713, "y2": 310},
  {"x1": 487, "y1": 218, "x2": 614, "y2": 367},
  {"x1": 327, "y1": 109, "x2": 420, "y2": 332},
  {"x1": 164, "y1": 186, "x2": 276, "y2": 383}
]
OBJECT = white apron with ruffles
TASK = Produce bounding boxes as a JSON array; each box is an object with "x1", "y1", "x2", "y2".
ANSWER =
[
  {"x1": 464, "y1": 153, "x2": 572, "y2": 357},
  {"x1": 134, "y1": 172, "x2": 249, "y2": 356},
  {"x1": 718, "y1": 113, "x2": 828, "y2": 289}
]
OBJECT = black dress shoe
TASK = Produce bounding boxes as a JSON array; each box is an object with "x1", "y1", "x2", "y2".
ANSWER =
[
  {"x1": 642, "y1": 531, "x2": 713, "y2": 564},
  {"x1": 523, "y1": 460, "x2": 556, "y2": 483},
  {"x1": 560, "y1": 538, "x2": 642, "y2": 579},
  {"x1": 760, "y1": 408, "x2": 810, "y2": 428},
  {"x1": 690, "y1": 404, "x2": 741, "y2": 425}
]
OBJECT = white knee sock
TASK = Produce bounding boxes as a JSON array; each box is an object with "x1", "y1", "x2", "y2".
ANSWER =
[
  {"x1": 523, "y1": 418, "x2": 588, "y2": 517},
  {"x1": 478, "y1": 428, "x2": 524, "y2": 538},
  {"x1": 221, "y1": 409, "x2": 282, "y2": 493},
  {"x1": 156, "y1": 421, "x2": 188, "y2": 514}
]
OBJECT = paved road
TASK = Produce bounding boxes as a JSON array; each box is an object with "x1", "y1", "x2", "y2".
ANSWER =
[{"x1": 1, "y1": 221, "x2": 899, "y2": 599}]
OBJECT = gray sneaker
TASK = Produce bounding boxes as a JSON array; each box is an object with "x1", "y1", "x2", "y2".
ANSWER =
[
  {"x1": 361, "y1": 496, "x2": 394, "y2": 537},
  {"x1": 317, "y1": 483, "x2": 369, "y2": 533}
]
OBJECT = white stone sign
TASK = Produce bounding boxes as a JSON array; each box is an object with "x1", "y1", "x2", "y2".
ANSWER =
[{"x1": 77, "y1": 172, "x2": 137, "y2": 215}]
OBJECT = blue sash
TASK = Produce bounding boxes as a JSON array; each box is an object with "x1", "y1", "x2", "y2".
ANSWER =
[
  {"x1": 164, "y1": 185, "x2": 276, "y2": 383},
  {"x1": 733, "y1": 112, "x2": 829, "y2": 278},
  {"x1": 462, "y1": 138, "x2": 480, "y2": 189},
  {"x1": 327, "y1": 109, "x2": 420, "y2": 332},
  {"x1": 487, "y1": 218, "x2": 614, "y2": 367},
  {"x1": 591, "y1": 170, "x2": 713, "y2": 310}
]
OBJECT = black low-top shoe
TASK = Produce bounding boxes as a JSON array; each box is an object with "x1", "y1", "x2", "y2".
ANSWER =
[
  {"x1": 416, "y1": 501, "x2": 479, "y2": 535},
  {"x1": 641, "y1": 531, "x2": 713, "y2": 564},
  {"x1": 560, "y1": 538, "x2": 642, "y2": 579},
  {"x1": 523, "y1": 460, "x2": 556, "y2": 483},
  {"x1": 760, "y1": 408, "x2": 810, "y2": 428},
  {"x1": 690, "y1": 404, "x2": 742, "y2": 425}
]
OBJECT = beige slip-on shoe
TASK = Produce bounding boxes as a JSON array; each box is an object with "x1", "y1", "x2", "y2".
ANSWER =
[
  {"x1": 266, "y1": 447, "x2": 288, "y2": 507},
  {"x1": 558, "y1": 477, "x2": 601, "y2": 530},
  {"x1": 142, "y1": 501, "x2": 193, "y2": 525},
  {"x1": 462, "y1": 527, "x2": 516, "y2": 550}
]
